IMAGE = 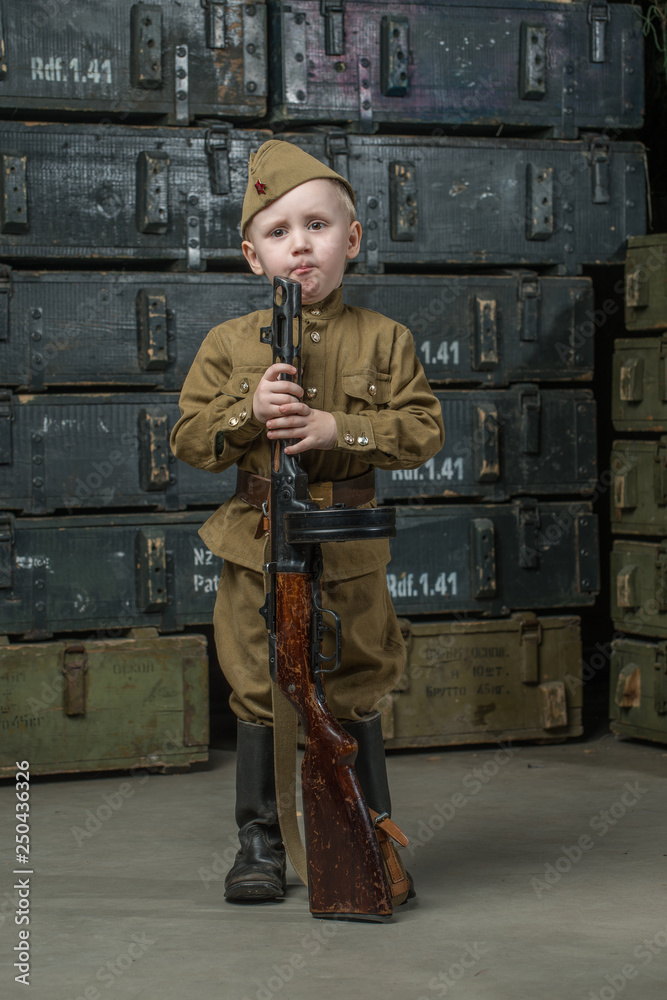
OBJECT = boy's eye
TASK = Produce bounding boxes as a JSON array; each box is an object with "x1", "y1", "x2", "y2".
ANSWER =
[
  {"x1": 271, "y1": 228, "x2": 285, "y2": 238},
  {"x1": 309, "y1": 221, "x2": 324, "y2": 230}
]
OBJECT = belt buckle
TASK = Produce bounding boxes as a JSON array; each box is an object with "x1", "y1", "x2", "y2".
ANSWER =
[{"x1": 309, "y1": 481, "x2": 333, "y2": 509}]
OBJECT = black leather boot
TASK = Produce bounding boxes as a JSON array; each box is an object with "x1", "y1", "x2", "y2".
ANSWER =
[
  {"x1": 224, "y1": 720, "x2": 286, "y2": 902},
  {"x1": 344, "y1": 712, "x2": 416, "y2": 900}
]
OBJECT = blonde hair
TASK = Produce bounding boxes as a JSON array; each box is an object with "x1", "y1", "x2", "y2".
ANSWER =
[{"x1": 331, "y1": 178, "x2": 357, "y2": 224}]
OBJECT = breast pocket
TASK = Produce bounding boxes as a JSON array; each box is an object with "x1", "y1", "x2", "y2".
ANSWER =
[{"x1": 341, "y1": 369, "x2": 392, "y2": 409}]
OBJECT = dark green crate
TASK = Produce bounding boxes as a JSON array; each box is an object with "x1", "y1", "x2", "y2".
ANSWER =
[
  {"x1": 625, "y1": 234, "x2": 667, "y2": 332},
  {"x1": 610, "y1": 636, "x2": 667, "y2": 745},
  {"x1": 612, "y1": 336, "x2": 667, "y2": 432},
  {"x1": 0, "y1": 510, "x2": 221, "y2": 638},
  {"x1": 0, "y1": 630, "x2": 209, "y2": 776},
  {"x1": 376, "y1": 385, "x2": 597, "y2": 502},
  {"x1": 0, "y1": 391, "x2": 235, "y2": 514},
  {"x1": 611, "y1": 538, "x2": 667, "y2": 639},
  {"x1": 611, "y1": 439, "x2": 667, "y2": 536}
]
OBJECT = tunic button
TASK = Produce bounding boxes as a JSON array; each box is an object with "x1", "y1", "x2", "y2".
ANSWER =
[
  {"x1": 310, "y1": 331, "x2": 321, "y2": 343},
  {"x1": 228, "y1": 415, "x2": 239, "y2": 427},
  {"x1": 240, "y1": 379, "x2": 249, "y2": 393},
  {"x1": 368, "y1": 384, "x2": 377, "y2": 396},
  {"x1": 357, "y1": 435, "x2": 369, "y2": 446},
  {"x1": 309, "y1": 308, "x2": 321, "y2": 316},
  {"x1": 344, "y1": 432, "x2": 355, "y2": 445},
  {"x1": 306, "y1": 386, "x2": 318, "y2": 400},
  {"x1": 239, "y1": 408, "x2": 247, "y2": 420}
]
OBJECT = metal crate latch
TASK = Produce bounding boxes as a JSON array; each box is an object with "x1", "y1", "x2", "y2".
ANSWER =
[
  {"x1": 518, "y1": 500, "x2": 540, "y2": 570},
  {"x1": 136, "y1": 288, "x2": 169, "y2": 371},
  {"x1": 0, "y1": 388, "x2": 13, "y2": 465},
  {"x1": 588, "y1": 2, "x2": 610, "y2": 64},
  {"x1": 380, "y1": 16, "x2": 409, "y2": 98},
  {"x1": 202, "y1": 0, "x2": 226, "y2": 49},
  {"x1": 471, "y1": 517, "x2": 497, "y2": 599},
  {"x1": 136, "y1": 151, "x2": 170, "y2": 234},
  {"x1": 62, "y1": 644, "x2": 88, "y2": 716},
  {"x1": 518, "y1": 274, "x2": 541, "y2": 343},
  {"x1": 519, "y1": 23, "x2": 547, "y2": 101},
  {"x1": 0, "y1": 512, "x2": 14, "y2": 589},
  {"x1": 473, "y1": 401, "x2": 500, "y2": 484},
  {"x1": 130, "y1": 4, "x2": 163, "y2": 88},
  {"x1": 618, "y1": 355, "x2": 643, "y2": 403},
  {"x1": 538, "y1": 681, "x2": 568, "y2": 729},
  {"x1": 1, "y1": 154, "x2": 29, "y2": 234},
  {"x1": 136, "y1": 528, "x2": 168, "y2": 611},
  {"x1": 320, "y1": 0, "x2": 345, "y2": 56},
  {"x1": 520, "y1": 385, "x2": 541, "y2": 455},
  {"x1": 472, "y1": 297, "x2": 499, "y2": 370},
  {"x1": 517, "y1": 613, "x2": 542, "y2": 685},
  {"x1": 138, "y1": 407, "x2": 170, "y2": 492},
  {"x1": 389, "y1": 161, "x2": 418, "y2": 242}
]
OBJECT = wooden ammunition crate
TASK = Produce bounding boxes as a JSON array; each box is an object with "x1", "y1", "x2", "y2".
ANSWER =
[
  {"x1": 0, "y1": 630, "x2": 209, "y2": 776},
  {"x1": 0, "y1": 123, "x2": 646, "y2": 270},
  {"x1": 379, "y1": 613, "x2": 582, "y2": 747},
  {"x1": 610, "y1": 636, "x2": 667, "y2": 745},
  {"x1": 376, "y1": 385, "x2": 597, "y2": 502},
  {"x1": 611, "y1": 439, "x2": 667, "y2": 536},
  {"x1": 268, "y1": 0, "x2": 642, "y2": 136},
  {"x1": 624, "y1": 234, "x2": 667, "y2": 332},
  {"x1": 0, "y1": 269, "x2": 594, "y2": 391},
  {"x1": 612, "y1": 336, "x2": 667, "y2": 432},
  {"x1": 0, "y1": 391, "x2": 235, "y2": 514},
  {"x1": 611, "y1": 538, "x2": 667, "y2": 639},
  {"x1": 0, "y1": 0, "x2": 266, "y2": 123}
]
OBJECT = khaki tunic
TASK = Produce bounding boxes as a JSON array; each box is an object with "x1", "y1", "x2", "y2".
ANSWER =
[{"x1": 170, "y1": 284, "x2": 445, "y2": 722}]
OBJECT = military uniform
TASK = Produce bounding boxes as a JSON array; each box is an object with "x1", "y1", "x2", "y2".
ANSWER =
[{"x1": 170, "y1": 284, "x2": 445, "y2": 723}]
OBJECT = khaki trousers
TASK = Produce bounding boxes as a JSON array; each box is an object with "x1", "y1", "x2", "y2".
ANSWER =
[{"x1": 213, "y1": 561, "x2": 406, "y2": 724}]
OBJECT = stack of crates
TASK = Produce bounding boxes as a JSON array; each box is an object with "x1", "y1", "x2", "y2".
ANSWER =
[
  {"x1": 609, "y1": 235, "x2": 667, "y2": 744},
  {"x1": 0, "y1": 0, "x2": 649, "y2": 769}
]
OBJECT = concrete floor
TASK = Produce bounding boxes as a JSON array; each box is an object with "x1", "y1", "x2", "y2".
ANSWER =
[{"x1": 1, "y1": 722, "x2": 666, "y2": 1000}]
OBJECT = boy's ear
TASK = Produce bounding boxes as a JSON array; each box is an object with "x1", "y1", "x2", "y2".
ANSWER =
[
  {"x1": 242, "y1": 239, "x2": 265, "y2": 276},
  {"x1": 346, "y1": 220, "x2": 362, "y2": 261}
]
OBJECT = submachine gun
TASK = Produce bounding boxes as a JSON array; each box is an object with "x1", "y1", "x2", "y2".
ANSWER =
[{"x1": 259, "y1": 276, "x2": 404, "y2": 920}]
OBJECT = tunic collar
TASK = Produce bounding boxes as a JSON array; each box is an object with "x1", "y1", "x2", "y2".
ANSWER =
[{"x1": 302, "y1": 285, "x2": 344, "y2": 321}]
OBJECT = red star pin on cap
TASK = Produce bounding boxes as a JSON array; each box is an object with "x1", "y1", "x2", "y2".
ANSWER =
[{"x1": 255, "y1": 180, "x2": 266, "y2": 195}]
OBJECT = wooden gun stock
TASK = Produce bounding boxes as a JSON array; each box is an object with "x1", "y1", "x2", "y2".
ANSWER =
[{"x1": 276, "y1": 573, "x2": 393, "y2": 919}]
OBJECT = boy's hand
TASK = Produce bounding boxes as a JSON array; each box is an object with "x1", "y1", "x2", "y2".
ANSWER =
[
  {"x1": 252, "y1": 363, "x2": 304, "y2": 424},
  {"x1": 267, "y1": 402, "x2": 337, "y2": 454}
]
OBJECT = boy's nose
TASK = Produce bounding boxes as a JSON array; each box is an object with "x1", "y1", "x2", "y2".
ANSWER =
[{"x1": 291, "y1": 230, "x2": 311, "y2": 253}]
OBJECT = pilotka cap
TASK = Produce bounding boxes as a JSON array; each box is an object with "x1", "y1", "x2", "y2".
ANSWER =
[{"x1": 241, "y1": 138, "x2": 356, "y2": 237}]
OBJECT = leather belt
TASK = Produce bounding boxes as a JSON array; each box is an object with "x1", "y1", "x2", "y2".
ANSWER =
[{"x1": 236, "y1": 468, "x2": 375, "y2": 511}]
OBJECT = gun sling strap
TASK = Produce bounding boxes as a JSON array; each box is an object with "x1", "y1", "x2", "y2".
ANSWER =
[{"x1": 271, "y1": 681, "x2": 411, "y2": 904}]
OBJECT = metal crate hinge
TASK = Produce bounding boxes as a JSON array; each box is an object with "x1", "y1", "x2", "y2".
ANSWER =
[
  {"x1": 654, "y1": 648, "x2": 667, "y2": 715},
  {"x1": 588, "y1": 2, "x2": 610, "y2": 64},
  {"x1": 130, "y1": 3, "x2": 163, "y2": 89},
  {"x1": 587, "y1": 136, "x2": 611, "y2": 204},
  {"x1": 30, "y1": 421, "x2": 46, "y2": 514},
  {"x1": 202, "y1": 0, "x2": 226, "y2": 49},
  {"x1": 473, "y1": 401, "x2": 500, "y2": 483},
  {"x1": 472, "y1": 296, "x2": 499, "y2": 370},
  {"x1": 0, "y1": 388, "x2": 13, "y2": 465},
  {"x1": 1, "y1": 153, "x2": 29, "y2": 234},
  {"x1": 136, "y1": 288, "x2": 170, "y2": 371},
  {"x1": 517, "y1": 613, "x2": 542, "y2": 685},
  {"x1": 519, "y1": 23, "x2": 547, "y2": 101},
  {"x1": 618, "y1": 354, "x2": 643, "y2": 402},
  {"x1": 538, "y1": 680, "x2": 568, "y2": 729},
  {"x1": 185, "y1": 191, "x2": 202, "y2": 272},
  {"x1": 0, "y1": 512, "x2": 14, "y2": 589},
  {"x1": 206, "y1": 126, "x2": 231, "y2": 195},
  {"x1": 520, "y1": 385, "x2": 541, "y2": 455},
  {"x1": 358, "y1": 56, "x2": 373, "y2": 133},
  {"x1": 62, "y1": 644, "x2": 88, "y2": 716},
  {"x1": 138, "y1": 407, "x2": 170, "y2": 493},
  {"x1": 136, "y1": 150, "x2": 170, "y2": 234},
  {"x1": 136, "y1": 527, "x2": 167, "y2": 612},
  {"x1": 525, "y1": 164, "x2": 553, "y2": 241},
  {"x1": 614, "y1": 660, "x2": 641, "y2": 709},
  {"x1": 283, "y1": 10, "x2": 308, "y2": 106},
  {"x1": 380, "y1": 15, "x2": 409, "y2": 98},
  {"x1": 389, "y1": 161, "x2": 418, "y2": 242},
  {"x1": 576, "y1": 513, "x2": 598, "y2": 595},
  {"x1": 364, "y1": 193, "x2": 381, "y2": 273},
  {"x1": 320, "y1": 0, "x2": 345, "y2": 56},
  {"x1": 0, "y1": 265, "x2": 11, "y2": 342},
  {"x1": 518, "y1": 273, "x2": 541, "y2": 343},
  {"x1": 174, "y1": 43, "x2": 189, "y2": 124},
  {"x1": 518, "y1": 500, "x2": 540, "y2": 570},
  {"x1": 470, "y1": 517, "x2": 496, "y2": 599},
  {"x1": 243, "y1": 2, "x2": 267, "y2": 99},
  {"x1": 612, "y1": 451, "x2": 638, "y2": 510}
]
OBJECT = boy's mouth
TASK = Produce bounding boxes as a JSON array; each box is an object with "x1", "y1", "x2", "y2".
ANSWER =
[{"x1": 292, "y1": 265, "x2": 315, "y2": 275}]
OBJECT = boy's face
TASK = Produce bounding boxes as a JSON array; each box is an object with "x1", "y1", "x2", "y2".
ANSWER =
[{"x1": 242, "y1": 178, "x2": 362, "y2": 305}]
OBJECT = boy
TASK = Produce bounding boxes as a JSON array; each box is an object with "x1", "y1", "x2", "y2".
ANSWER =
[{"x1": 170, "y1": 139, "x2": 444, "y2": 902}]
